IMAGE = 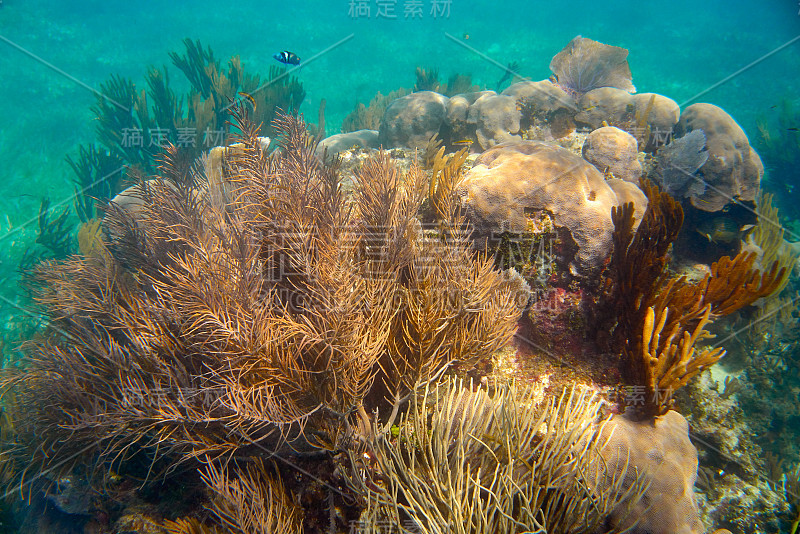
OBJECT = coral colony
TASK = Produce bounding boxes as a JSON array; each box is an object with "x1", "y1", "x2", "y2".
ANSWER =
[{"x1": 1, "y1": 36, "x2": 798, "y2": 534}]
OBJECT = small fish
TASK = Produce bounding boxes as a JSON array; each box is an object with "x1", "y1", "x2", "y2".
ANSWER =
[
  {"x1": 452, "y1": 139, "x2": 474, "y2": 146},
  {"x1": 788, "y1": 127, "x2": 799, "y2": 131},
  {"x1": 463, "y1": 33, "x2": 470, "y2": 40},
  {"x1": 273, "y1": 50, "x2": 300, "y2": 66},
  {"x1": 696, "y1": 217, "x2": 755, "y2": 244}
]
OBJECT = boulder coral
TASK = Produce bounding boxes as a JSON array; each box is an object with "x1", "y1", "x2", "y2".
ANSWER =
[
  {"x1": 576, "y1": 87, "x2": 680, "y2": 151},
  {"x1": 503, "y1": 79, "x2": 577, "y2": 139},
  {"x1": 582, "y1": 125, "x2": 643, "y2": 182},
  {"x1": 316, "y1": 128, "x2": 380, "y2": 160},
  {"x1": 467, "y1": 92, "x2": 522, "y2": 149},
  {"x1": 378, "y1": 90, "x2": 449, "y2": 149},
  {"x1": 601, "y1": 410, "x2": 705, "y2": 534},
  {"x1": 675, "y1": 103, "x2": 763, "y2": 212},
  {"x1": 458, "y1": 139, "x2": 641, "y2": 280}
]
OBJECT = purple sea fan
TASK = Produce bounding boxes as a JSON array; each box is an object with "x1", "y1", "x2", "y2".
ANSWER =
[
  {"x1": 655, "y1": 129, "x2": 709, "y2": 199},
  {"x1": 549, "y1": 35, "x2": 636, "y2": 96}
]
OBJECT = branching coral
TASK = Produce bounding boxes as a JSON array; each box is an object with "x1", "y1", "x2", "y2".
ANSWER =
[
  {"x1": 426, "y1": 145, "x2": 469, "y2": 223},
  {"x1": 164, "y1": 461, "x2": 301, "y2": 534},
  {"x1": 348, "y1": 377, "x2": 646, "y2": 533},
  {"x1": 749, "y1": 192, "x2": 796, "y2": 294},
  {"x1": 0, "y1": 104, "x2": 524, "y2": 499},
  {"x1": 603, "y1": 181, "x2": 789, "y2": 417}
]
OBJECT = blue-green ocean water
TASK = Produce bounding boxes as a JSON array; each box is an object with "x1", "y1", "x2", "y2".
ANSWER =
[{"x1": 0, "y1": 0, "x2": 799, "y2": 531}]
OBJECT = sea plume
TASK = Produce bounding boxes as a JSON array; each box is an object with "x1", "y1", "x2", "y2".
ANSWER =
[{"x1": 0, "y1": 101, "x2": 526, "y2": 505}]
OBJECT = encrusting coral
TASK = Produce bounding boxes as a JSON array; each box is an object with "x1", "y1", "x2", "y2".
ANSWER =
[{"x1": 0, "y1": 102, "x2": 526, "y2": 530}]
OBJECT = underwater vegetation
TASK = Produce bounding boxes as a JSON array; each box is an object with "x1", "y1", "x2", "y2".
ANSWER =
[
  {"x1": 68, "y1": 38, "x2": 305, "y2": 222},
  {"x1": 601, "y1": 181, "x2": 788, "y2": 418},
  {"x1": 3, "y1": 29, "x2": 798, "y2": 533},
  {"x1": 349, "y1": 377, "x2": 647, "y2": 533},
  {"x1": 0, "y1": 105, "x2": 529, "y2": 531}
]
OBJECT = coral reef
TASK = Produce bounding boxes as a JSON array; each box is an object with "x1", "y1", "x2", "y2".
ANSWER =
[
  {"x1": 582, "y1": 125, "x2": 642, "y2": 183},
  {"x1": 0, "y1": 107, "x2": 527, "y2": 531},
  {"x1": 674, "y1": 103, "x2": 763, "y2": 213},
  {"x1": 5, "y1": 33, "x2": 794, "y2": 534},
  {"x1": 549, "y1": 35, "x2": 636, "y2": 96},
  {"x1": 458, "y1": 139, "x2": 635, "y2": 281}
]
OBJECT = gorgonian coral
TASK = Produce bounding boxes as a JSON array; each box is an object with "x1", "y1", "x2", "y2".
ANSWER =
[
  {"x1": 549, "y1": 35, "x2": 636, "y2": 96},
  {"x1": 0, "y1": 103, "x2": 525, "y2": 496},
  {"x1": 654, "y1": 129, "x2": 709, "y2": 199}
]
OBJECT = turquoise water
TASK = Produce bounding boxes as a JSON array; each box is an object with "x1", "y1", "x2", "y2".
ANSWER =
[{"x1": 1, "y1": 0, "x2": 799, "y2": 532}]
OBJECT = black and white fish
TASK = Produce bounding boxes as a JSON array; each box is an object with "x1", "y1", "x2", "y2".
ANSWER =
[{"x1": 273, "y1": 50, "x2": 301, "y2": 66}]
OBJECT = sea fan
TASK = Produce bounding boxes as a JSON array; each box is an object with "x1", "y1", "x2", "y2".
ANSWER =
[
  {"x1": 655, "y1": 129, "x2": 709, "y2": 199},
  {"x1": 549, "y1": 35, "x2": 636, "y2": 96}
]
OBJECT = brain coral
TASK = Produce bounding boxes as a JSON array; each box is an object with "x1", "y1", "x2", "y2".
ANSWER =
[
  {"x1": 467, "y1": 92, "x2": 522, "y2": 149},
  {"x1": 575, "y1": 88, "x2": 680, "y2": 151},
  {"x1": 674, "y1": 103, "x2": 763, "y2": 212},
  {"x1": 458, "y1": 140, "x2": 628, "y2": 280},
  {"x1": 601, "y1": 410, "x2": 704, "y2": 534},
  {"x1": 502, "y1": 80, "x2": 577, "y2": 139}
]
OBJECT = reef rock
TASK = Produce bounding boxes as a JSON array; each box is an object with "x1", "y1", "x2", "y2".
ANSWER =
[
  {"x1": 582, "y1": 125, "x2": 642, "y2": 182},
  {"x1": 458, "y1": 140, "x2": 622, "y2": 279},
  {"x1": 317, "y1": 129, "x2": 380, "y2": 160},
  {"x1": 602, "y1": 410, "x2": 704, "y2": 534},
  {"x1": 674, "y1": 103, "x2": 763, "y2": 212},
  {"x1": 503, "y1": 80, "x2": 577, "y2": 139},
  {"x1": 468, "y1": 92, "x2": 522, "y2": 149},
  {"x1": 379, "y1": 90, "x2": 449, "y2": 149}
]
